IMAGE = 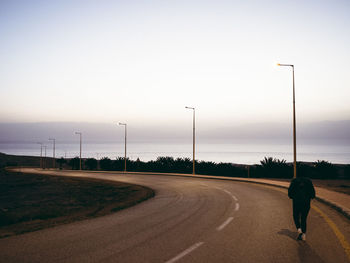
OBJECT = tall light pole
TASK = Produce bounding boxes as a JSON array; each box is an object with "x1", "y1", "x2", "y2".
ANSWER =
[
  {"x1": 277, "y1": 63, "x2": 297, "y2": 179},
  {"x1": 118, "y1": 123, "x2": 127, "y2": 172},
  {"x1": 43, "y1": 145, "x2": 47, "y2": 169},
  {"x1": 49, "y1": 138, "x2": 55, "y2": 169},
  {"x1": 37, "y1": 142, "x2": 43, "y2": 169},
  {"x1": 185, "y1": 106, "x2": 195, "y2": 175},
  {"x1": 75, "y1": 132, "x2": 82, "y2": 170}
]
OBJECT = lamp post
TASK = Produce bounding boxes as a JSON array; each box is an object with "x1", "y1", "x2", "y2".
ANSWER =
[
  {"x1": 277, "y1": 63, "x2": 297, "y2": 179},
  {"x1": 49, "y1": 138, "x2": 55, "y2": 169},
  {"x1": 185, "y1": 106, "x2": 195, "y2": 175},
  {"x1": 118, "y1": 123, "x2": 127, "y2": 172},
  {"x1": 43, "y1": 145, "x2": 47, "y2": 169},
  {"x1": 75, "y1": 132, "x2": 82, "y2": 170},
  {"x1": 37, "y1": 142, "x2": 43, "y2": 169}
]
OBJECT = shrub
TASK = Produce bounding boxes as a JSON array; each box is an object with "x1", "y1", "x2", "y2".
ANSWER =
[
  {"x1": 313, "y1": 160, "x2": 337, "y2": 179},
  {"x1": 344, "y1": 165, "x2": 350, "y2": 179},
  {"x1": 259, "y1": 157, "x2": 291, "y2": 178},
  {"x1": 112, "y1": 157, "x2": 126, "y2": 171},
  {"x1": 69, "y1": 157, "x2": 80, "y2": 170},
  {"x1": 99, "y1": 157, "x2": 113, "y2": 171},
  {"x1": 85, "y1": 158, "x2": 98, "y2": 170},
  {"x1": 57, "y1": 157, "x2": 66, "y2": 170},
  {"x1": 296, "y1": 162, "x2": 315, "y2": 178}
]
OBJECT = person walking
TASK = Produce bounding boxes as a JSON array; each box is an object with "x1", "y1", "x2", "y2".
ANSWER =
[{"x1": 288, "y1": 174, "x2": 316, "y2": 241}]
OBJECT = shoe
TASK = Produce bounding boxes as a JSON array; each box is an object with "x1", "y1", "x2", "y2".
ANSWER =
[
  {"x1": 297, "y1": 228, "x2": 302, "y2": 234},
  {"x1": 297, "y1": 233, "x2": 303, "y2": 240},
  {"x1": 302, "y1": 234, "x2": 306, "y2": 241}
]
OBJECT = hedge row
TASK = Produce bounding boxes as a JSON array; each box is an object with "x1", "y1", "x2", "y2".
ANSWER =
[{"x1": 60, "y1": 156, "x2": 350, "y2": 179}]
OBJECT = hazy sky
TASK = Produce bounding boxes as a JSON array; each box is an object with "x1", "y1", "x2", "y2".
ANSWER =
[{"x1": 1, "y1": 0, "x2": 350, "y2": 127}]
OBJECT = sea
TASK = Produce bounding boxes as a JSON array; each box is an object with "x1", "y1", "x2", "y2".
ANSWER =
[{"x1": 0, "y1": 141, "x2": 349, "y2": 165}]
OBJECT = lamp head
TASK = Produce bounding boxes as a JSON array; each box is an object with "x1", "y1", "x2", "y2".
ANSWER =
[{"x1": 277, "y1": 63, "x2": 294, "y2": 67}]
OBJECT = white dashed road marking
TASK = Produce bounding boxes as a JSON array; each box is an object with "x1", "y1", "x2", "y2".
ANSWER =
[
  {"x1": 165, "y1": 242, "x2": 204, "y2": 263},
  {"x1": 222, "y1": 189, "x2": 238, "y2": 202},
  {"x1": 216, "y1": 217, "x2": 234, "y2": 231},
  {"x1": 165, "y1": 186, "x2": 239, "y2": 262}
]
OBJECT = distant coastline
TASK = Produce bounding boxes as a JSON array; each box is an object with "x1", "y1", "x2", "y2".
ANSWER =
[
  {"x1": 1, "y1": 140, "x2": 349, "y2": 165},
  {"x1": 1, "y1": 120, "x2": 350, "y2": 143}
]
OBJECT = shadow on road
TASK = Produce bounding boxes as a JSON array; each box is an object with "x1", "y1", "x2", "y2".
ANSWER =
[
  {"x1": 278, "y1": 228, "x2": 296, "y2": 240},
  {"x1": 278, "y1": 229, "x2": 326, "y2": 263},
  {"x1": 297, "y1": 242, "x2": 326, "y2": 263}
]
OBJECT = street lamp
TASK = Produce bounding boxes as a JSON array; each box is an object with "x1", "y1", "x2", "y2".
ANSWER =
[
  {"x1": 37, "y1": 142, "x2": 43, "y2": 169},
  {"x1": 185, "y1": 106, "x2": 195, "y2": 175},
  {"x1": 49, "y1": 138, "x2": 56, "y2": 169},
  {"x1": 277, "y1": 63, "x2": 297, "y2": 178},
  {"x1": 118, "y1": 123, "x2": 127, "y2": 172},
  {"x1": 43, "y1": 145, "x2": 47, "y2": 169},
  {"x1": 75, "y1": 132, "x2": 82, "y2": 170}
]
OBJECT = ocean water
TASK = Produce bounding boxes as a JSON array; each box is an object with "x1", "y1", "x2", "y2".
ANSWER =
[{"x1": 0, "y1": 141, "x2": 349, "y2": 165}]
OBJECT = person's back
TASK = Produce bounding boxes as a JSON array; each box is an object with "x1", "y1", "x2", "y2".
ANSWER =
[
  {"x1": 288, "y1": 176, "x2": 316, "y2": 241},
  {"x1": 288, "y1": 177, "x2": 315, "y2": 204}
]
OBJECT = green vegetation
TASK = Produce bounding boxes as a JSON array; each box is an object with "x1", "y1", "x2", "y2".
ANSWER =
[
  {"x1": 92, "y1": 156, "x2": 248, "y2": 177},
  {"x1": 85, "y1": 158, "x2": 98, "y2": 170},
  {"x1": 68, "y1": 157, "x2": 80, "y2": 170},
  {"x1": 253, "y1": 157, "x2": 349, "y2": 179},
  {"x1": 57, "y1": 157, "x2": 66, "y2": 169},
  {"x1": 70, "y1": 155, "x2": 350, "y2": 179},
  {"x1": 1, "y1": 152, "x2": 349, "y2": 179},
  {"x1": 257, "y1": 157, "x2": 290, "y2": 178}
]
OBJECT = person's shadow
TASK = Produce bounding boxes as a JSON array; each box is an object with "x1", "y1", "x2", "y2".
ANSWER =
[
  {"x1": 278, "y1": 228, "x2": 296, "y2": 240},
  {"x1": 278, "y1": 229, "x2": 326, "y2": 263}
]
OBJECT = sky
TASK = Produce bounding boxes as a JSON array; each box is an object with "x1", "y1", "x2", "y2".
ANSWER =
[{"x1": 1, "y1": 0, "x2": 350, "y2": 131}]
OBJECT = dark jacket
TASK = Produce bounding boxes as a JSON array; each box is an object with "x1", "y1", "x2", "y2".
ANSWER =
[{"x1": 288, "y1": 177, "x2": 316, "y2": 204}]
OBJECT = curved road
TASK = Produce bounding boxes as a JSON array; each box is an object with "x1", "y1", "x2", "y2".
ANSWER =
[{"x1": 1, "y1": 169, "x2": 350, "y2": 263}]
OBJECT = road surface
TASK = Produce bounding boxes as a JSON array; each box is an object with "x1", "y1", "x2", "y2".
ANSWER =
[{"x1": 0, "y1": 169, "x2": 349, "y2": 263}]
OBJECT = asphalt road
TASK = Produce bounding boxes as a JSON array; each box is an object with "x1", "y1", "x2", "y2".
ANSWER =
[{"x1": 1, "y1": 169, "x2": 349, "y2": 263}]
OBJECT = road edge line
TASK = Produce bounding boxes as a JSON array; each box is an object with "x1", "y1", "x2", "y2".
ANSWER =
[{"x1": 312, "y1": 204, "x2": 350, "y2": 261}]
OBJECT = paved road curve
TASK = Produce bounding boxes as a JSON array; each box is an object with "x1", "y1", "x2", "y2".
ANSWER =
[{"x1": 1, "y1": 169, "x2": 349, "y2": 263}]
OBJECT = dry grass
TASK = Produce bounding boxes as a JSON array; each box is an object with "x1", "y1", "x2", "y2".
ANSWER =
[
  {"x1": 0, "y1": 170, "x2": 154, "y2": 238},
  {"x1": 270, "y1": 178, "x2": 350, "y2": 195},
  {"x1": 310, "y1": 179, "x2": 350, "y2": 195}
]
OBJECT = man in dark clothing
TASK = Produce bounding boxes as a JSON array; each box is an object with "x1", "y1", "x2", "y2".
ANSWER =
[{"x1": 288, "y1": 175, "x2": 316, "y2": 241}]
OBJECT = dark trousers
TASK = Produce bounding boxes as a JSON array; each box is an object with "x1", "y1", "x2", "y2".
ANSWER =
[{"x1": 292, "y1": 201, "x2": 310, "y2": 233}]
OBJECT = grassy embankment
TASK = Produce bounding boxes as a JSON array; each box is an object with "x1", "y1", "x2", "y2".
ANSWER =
[{"x1": 0, "y1": 168, "x2": 154, "y2": 238}]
